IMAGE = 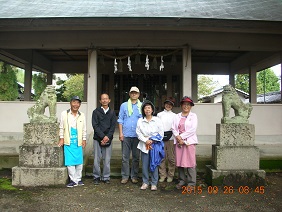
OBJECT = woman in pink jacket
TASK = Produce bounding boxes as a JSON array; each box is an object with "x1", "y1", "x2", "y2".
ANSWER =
[{"x1": 172, "y1": 96, "x2": 198, "y2": 189}]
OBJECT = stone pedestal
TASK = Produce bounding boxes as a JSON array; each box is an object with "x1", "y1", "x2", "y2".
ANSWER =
[
  {"x1": 206, "y1": 124, "x2": 265, "y2": 187},
  {"x1": 12, "y1": 123, "x2": 68, "y2": 186}
]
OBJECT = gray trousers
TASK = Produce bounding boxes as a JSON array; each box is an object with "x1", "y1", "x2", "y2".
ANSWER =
[
  {"x1": 178, "y1": 166, "x2": 197, "y2": 186},
  {"x1": 93, "y1": 139, "x2": 112, "y2": 180},
  {"x1": 121, "y1": 137, "x2": 140, "y2": 180}
]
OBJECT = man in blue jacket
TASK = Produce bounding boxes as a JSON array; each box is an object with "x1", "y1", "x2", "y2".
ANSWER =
[
  {"x1": 118, "y1": 86, "x2": 142, "y2": 184},
  {"x1": 92, "y1": 93, "x2": 116, "y2": 184}
]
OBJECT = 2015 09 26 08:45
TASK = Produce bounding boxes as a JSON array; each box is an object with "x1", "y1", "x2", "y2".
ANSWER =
[{"x1": 182, "y1": 185, "x2": 265, "y2": 195}]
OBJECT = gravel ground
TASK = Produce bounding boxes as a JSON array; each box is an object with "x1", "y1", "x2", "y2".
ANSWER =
[{"x1": 0, "y1": 170, "x2": 281, "y2": 212}]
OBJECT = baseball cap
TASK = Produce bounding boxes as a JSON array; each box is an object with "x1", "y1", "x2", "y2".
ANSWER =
[
  {"x1": 70, "y1": 96, "x2": 82, "y2": 103},
  {"x1": 129, "y1": 86, "x2": 140, "y2": 93}
]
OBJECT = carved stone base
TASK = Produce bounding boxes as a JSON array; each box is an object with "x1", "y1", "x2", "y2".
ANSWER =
[
  {"x1": 19, "y1": 145, "x2": 64, "y2": 168},
  {"x1": 206, "y1": 165, "x2": 265, "y2": 188},
  {"x1": 12, "y1": 166, "x2": 68, "y2": 186},
  {"x1": 216, "y1": 124, "x2": 255, "y2": 146},
  {"x1": 23, "y1": 123, "x2": 59, "y2": 145},
  {"x1": 212, "y1": 145, "x2": 260, "y2": 170}
]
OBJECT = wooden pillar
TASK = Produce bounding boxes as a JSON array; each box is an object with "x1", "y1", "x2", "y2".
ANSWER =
[
  {"x1": 280, "y1": 52, "x2": 282, "y2": 104},
  {"x1": 87, "y1": 49, "x2": 98, "y2": 132},
  {"x1": 249, "y1": 66, "x2": 257, "y2": 104},
  {"x1": 229, "y1": 67, "x2": 235, "y2": 87},
  {"x1": 24, "y1": 63, "x2": 32, "y2": 101},
  {"x1": 47, "y1": 73, "x2": 52, "y2": 85},
  {"x1": 83, "y1": 73, "x2": 88, "y2": 102},
  {"x1": 192, "y1": 73, "x2": 198, "y2": 102},
  {"x1": 182, "y1": 46, "x2": 192, "y2": 97}
]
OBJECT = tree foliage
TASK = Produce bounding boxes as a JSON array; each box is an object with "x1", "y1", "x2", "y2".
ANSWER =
[
  {"x1": 16, "y1": 68, "x2": 25, "y2": 84},
  {"x1": 55, "y1": 77, "x2": 68, "y2": 102},
  {"x1": 235, "y1": 68, "x2": 280, "y2": 94},
  {"x1": 198, "y1": 75, "x2": 217, "y2": 98},
  {"x1": 63, "y1": 74, "x2": 84, "y2": 101},
  {"x1": 32, "y1": 72, "x2": 47, "y2": 100},
  {"x1": 0, "y1": 62, "x2": 19, "y2": 101},
  {"x1": 235, "y1": 74, "x2": 249, "y2": 93},
  {"x1": 257, "y1": 68, "x2": 280, "y2": 94}
]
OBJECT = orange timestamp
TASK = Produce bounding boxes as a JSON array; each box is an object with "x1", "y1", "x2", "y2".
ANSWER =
[{"x1": 182, "y1": 185, "x2": 265, "y2": 195}]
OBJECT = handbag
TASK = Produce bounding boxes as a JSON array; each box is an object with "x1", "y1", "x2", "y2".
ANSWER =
[{"x1": 163, "y1": 131, "x2": 173, "y2": 141}]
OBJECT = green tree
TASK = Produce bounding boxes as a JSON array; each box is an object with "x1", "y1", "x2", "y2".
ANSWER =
[
  {"x1": 33, "y1": 72, "x2": 47, "y2": 100},
  {"x1": 235, "y1": 74, "x2": 249, "y2": 93},
  {"x1": 56, "y1": 77, "x2": 68, "y2": 102},
  {"x1": 257, "y1": 68, "x2": 280, "y2": 94},
  {"x1": 0, "y1": 62, "x2": 19, "y2": 101},
  {"x1": 63, "y1": 74, "x2": 84, "y2": 101},
  {"x1": 198, "y1": 75, "x2": 217, "y2": 99},
  {"x1": 235, "y1": 69, "x2": 280, "y2": 94},
  {"x1": 16, "y1": 68, "x2": 25, "y2": 84}
]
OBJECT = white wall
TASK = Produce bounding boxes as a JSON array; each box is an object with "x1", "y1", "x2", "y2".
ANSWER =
[
  {"x1": 1, "y1": 101, "x2": 281, "y2": 136},
  {"x1": 0, "y1": 102, "x2": 88, "y2": 133}
]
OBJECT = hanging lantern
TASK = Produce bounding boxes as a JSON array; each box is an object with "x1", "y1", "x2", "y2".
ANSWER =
[
  {"x1": 114, "y1": 59, "x2": 118, "y2": 74},
  {"x1": 127, "y1": 56, "x2": 132, "y2": 71},
  {"x1": 160, "y1": 56, "x2": 164, "y2": 71},
  {"x1": 145, "y1": 55, "x2": 150, "y2": 70}
]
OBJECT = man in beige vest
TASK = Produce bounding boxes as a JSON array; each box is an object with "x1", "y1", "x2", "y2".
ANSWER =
[{"x1": 58, "y1": 96, "x2": 86, "y2": 187}]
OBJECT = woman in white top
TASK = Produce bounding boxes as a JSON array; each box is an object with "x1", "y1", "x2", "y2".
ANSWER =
[
  {"x1": 136, "y1": 100, "x2": 164, "y2": 191},
  {"x1": 157, "y1": 97, "x2": 176, "y2": 183}
]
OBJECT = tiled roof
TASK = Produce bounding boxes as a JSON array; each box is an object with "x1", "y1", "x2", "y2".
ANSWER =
[
  {"x1": 199, "y1": 87, "x2": 249, "y2": 101},
  {"x1": 0, "y1": 0, "x2": 282, "y2": 21},
  {"x1": 257, "y1": 91, "x2": 281, "y2": 103}
]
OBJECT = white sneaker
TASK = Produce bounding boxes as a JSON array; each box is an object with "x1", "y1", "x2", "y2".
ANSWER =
[
  {"x1": 151, "y1": 185, "x2": 157, "y2": 191},
  {"x1": 140, "y1": 183, "x2": 148, "y2": 190}
]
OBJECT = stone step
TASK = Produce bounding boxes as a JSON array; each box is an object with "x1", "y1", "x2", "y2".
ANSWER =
[{"x1": 84, "y1": 156, "x2": 212, "y2": 178}]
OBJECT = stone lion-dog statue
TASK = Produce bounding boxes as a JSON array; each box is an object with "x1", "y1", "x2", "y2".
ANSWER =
[
  {"x1": 221, "y1": 84, "x2": 252, "y2": 124},
  {"x1": 27, "y1": 85, "x2": 57, "y2": 123}
]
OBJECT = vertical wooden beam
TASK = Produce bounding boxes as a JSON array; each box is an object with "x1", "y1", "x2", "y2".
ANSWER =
[
  {"x1": 87, "y1": 49, "x2": 98, "y2": 132},
  {"x1": 182, "y1": 46, "x2": 192, "y2": 98},
  {"x1": 249, "y1": 66, "x2": 257, "y2": 103}
]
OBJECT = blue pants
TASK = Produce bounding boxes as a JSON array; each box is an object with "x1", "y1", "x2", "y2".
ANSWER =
[
  {"x1": 141, "y1": 151, "x2": 158, "y2": 186},
  {"x1": 121, "y1": 137, "x2": 140, "y2": 180}
]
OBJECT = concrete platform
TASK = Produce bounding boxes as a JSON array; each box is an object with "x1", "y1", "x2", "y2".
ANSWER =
[
  {"x1": 206, "y1": 165, "x2": 266, "y2": 187},
  {"x1": 12, "y1": 166, "x2": 68, "y2": 186}
]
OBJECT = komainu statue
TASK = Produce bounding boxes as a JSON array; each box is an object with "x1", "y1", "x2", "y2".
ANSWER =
[
  {"x1": 27, "y1": 85, "x2": 57, "y2": 123},
  {"x1": 221, "y1": 84, "x2": 252, "y2": 124}
]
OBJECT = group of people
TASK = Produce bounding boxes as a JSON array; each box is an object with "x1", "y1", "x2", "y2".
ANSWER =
[{"x1": 58, "y1": 86, "x2": 198, "y2": 191}]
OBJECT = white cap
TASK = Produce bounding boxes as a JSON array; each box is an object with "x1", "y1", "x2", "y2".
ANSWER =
[{"x1": 129, "y1": 86, "x2": 140, "y2": 93}]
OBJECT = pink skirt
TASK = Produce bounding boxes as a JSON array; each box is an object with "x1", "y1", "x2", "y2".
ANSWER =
[{"x1": 175, "y1": 144, "x2": 196, "y2": 168}]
